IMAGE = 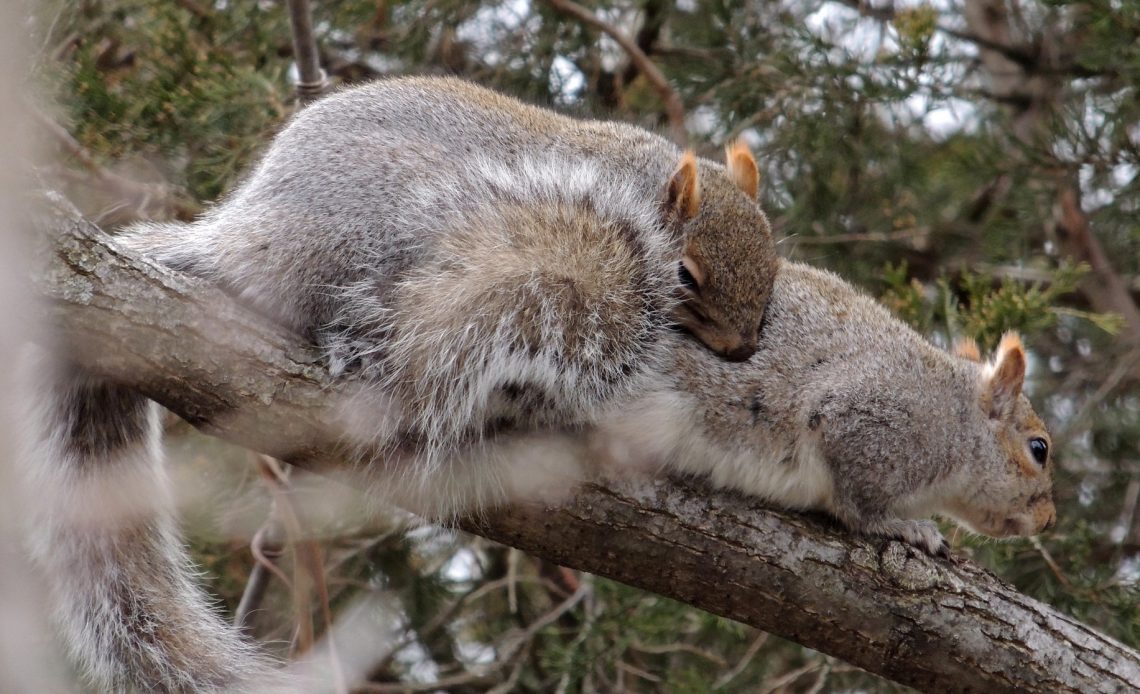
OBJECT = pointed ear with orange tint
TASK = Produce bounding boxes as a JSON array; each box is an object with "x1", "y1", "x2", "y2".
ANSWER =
[
  {"x1": 724, "y1": 139, "x2": 759, "y2": 200},
  {"x1": 665, "y1": 151, "x2": 701, "y2": 221},
  {"x1": 954, "y1": 337, "x2": 982, "y2": 362},
  {"x1": 986, "y1": 333, "x2": 1026, "y2": 419}
]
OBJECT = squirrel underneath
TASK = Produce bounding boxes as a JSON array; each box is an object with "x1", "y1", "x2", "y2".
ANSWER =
[{"x1": 28, "y1": 78, "x2": 1055, "y2": 691}]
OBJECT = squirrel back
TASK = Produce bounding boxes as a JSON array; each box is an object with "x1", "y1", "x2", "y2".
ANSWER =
[{"x1": 122, "y1": 76, "x2": 775, "y2": 361}]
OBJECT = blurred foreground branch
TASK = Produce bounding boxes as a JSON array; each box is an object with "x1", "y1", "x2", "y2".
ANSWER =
[{"x1": 34, "y1": 198, "x2": 1140, "y2": 693}]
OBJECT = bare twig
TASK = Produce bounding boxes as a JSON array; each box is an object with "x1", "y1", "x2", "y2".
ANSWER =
[
  {"x1": 1054, "y1": 184, "x2": 1140, "y2": 350},
  {"x1": 629, "y1": 639, "x2": 727, "y2": 667},
  {"x1": 32, "y1": 106, "x2": 194, "y2": 220},
  {"x1": 788, "y1": 226, "x2": 928, "y2": 245},
  {"x1": 235, "y1": 455, "x2": 291, "y2": 631},
  {"x1": 284, "y1": 0, "x2": 328, "y2": 103},
  {"x1": 545, "y1": 0, "x2": 687, "y2": 145},
  {"x1": 1030, "y1": 537, "x2": 1072, "y2": 590},
  {"x1": 713, "y1": 632, "x2": 769, "y2": 690}
]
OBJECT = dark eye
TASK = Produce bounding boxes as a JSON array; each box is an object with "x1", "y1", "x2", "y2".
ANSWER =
[
  {"x1": 1028, "y1": 437, "x2": 1048, "y2": 466},
  {"x1": 678, "y1": 261, "x2": 700, "y2": 292}
]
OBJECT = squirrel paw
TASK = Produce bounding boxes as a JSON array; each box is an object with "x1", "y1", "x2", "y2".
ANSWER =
[{"x1": 874, "y1": 519, "x2": 949, "y2": 558}]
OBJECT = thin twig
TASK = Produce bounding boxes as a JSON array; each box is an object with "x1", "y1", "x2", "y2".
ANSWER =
[
  {"x1": 284, "y1": 0, "x2": 328, "y2": 103},
  {"x1": 1030, "y1": 537, "x2": 1072, "y2": 590},
  {"x1": 545, "y1": 0, "x2": 687, "y2": 145},
  {"x1": 31, "y1": 105, "x2": 194, "y2": 219},
  {"x1": 616, "y1": 660, "x2": 661, "y2": 683},
  {"x1": 629, "y1": 639, "x2": 727, "y2": 666},
  {"x1": 713, "y1": 632, "x2": 769, "y2": 689},
  {"x1": 234, "y1": 456, "x2": 291, "y2": 631},
  {"x1": 362, "y1": 583, "x2": 589, "y2": 692},
  {"x1": 760, "y1": 661, "x2": 821, "y2": 694},
  {"x1": 788, "y1": 226, "x2": 928, "y2": 245},
  {"x1": 1055, "y1": 184, "x2": 1140, "y2": 350}
]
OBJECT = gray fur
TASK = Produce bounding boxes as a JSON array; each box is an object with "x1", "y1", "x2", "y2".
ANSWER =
[
  {"x1": 27, "y1": 369, "x2": 290, "y2": 692},
  {"x1": 119, "y1": 77, "x2": 775, "y2": 458},
  {"x1": 605, "y1": 261, "x2": 1056, "y2": 556}
]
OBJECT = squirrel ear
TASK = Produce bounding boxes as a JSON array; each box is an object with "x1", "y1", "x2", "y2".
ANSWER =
[
  {"x1": 724, "y1": 139, "x2": 759, "y2": 200},
  {"x1": 985, "y1": 332, "x2": 1026, "y2": 419},
  {"x1": 954, "y1": 337, "x2": 982, "y2": 362},
  {"x1": 665, "y1": 151, "x2": 701, "y2": 222}
]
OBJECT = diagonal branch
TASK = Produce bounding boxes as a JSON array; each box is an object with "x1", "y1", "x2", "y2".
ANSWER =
[
  {"x1": 34, "y1": 198, "x2": 1140, "y2": 692},
  {"x1": 1054, "y1": 184, "x2": 1140, "y2": 349},
  {"x1": 545, "y1": 0, "x2": 687, "y2": 145}
]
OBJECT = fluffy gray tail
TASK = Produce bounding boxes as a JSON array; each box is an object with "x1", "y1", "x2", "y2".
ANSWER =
[{"x1": 28, "y1": 366, "x2": 284, "y2": 692}]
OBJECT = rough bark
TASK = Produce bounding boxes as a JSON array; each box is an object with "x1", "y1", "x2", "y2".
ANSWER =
[{"x1": 34, "y1": 200, "x2": 1140, "y2": 692}]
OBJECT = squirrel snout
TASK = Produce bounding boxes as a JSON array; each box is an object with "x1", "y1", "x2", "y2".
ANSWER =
[{"x1": 722, "y1": 343, "x2": 757, "y2": 362}]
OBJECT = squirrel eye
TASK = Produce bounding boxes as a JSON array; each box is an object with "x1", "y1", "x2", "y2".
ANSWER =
[
  {"x1": 678, "y1": 261, "x2": 700, "y2": 292},
  {"x1": 1028, "y1": 437, "x2": 1049, "y2": 466}
]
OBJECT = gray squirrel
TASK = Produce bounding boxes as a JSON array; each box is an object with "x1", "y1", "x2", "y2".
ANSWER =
[
  {"x1": 120, "y1": 77, "x2": 778, "y2": 460},
  {"x1": 30, "y1": 78, "x2": 1055, "y2": 691}
]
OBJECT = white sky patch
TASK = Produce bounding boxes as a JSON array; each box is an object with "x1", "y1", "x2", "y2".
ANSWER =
[
  {"x1": 686, "y1": 104, "x2": 720, "y2": 139},
  {"x1": 442, "y1": 546, "x2": 482, "y2": 582},
  {"x1": 456, "y1": 0, "x2": 535, "y2": 67},
  {"x1": 805, "y1": 1, "x2": 977, "y2": 139},
  {"x1": 804, "y1": 3, "x2": 888, "y2": 62},
  {"x1": 550, "y1": 55, "x2": 585, "y2": 105},
  {"x1": 1115, "y1": 555, "x2": 1140, "y2": 586}
]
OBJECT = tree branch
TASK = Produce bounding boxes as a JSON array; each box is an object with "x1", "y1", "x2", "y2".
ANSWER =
[
  {"x1": 1053, "y1": 184, "x2": 1140, "y2": 348},
  {"x1": 34, "y1": 199, "x2": 1140, "y2": 692},
  {"x1": 545, "y1": 0, "x2": 687, "y2": 145}
]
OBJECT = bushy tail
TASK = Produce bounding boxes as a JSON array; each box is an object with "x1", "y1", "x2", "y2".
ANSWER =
[{"x1": 27, "y1": 365, "x2": 284, "y2": 692}]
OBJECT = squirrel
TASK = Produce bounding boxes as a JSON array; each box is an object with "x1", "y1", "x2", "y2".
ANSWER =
[
  {"x1": 594, "y1": 260, "x2": 1057, "y2": 556},
  {"x1": 118, "y1": 76, "x2": 777, "y2": 460},
  {"x1": 32, "y1": 249, "x2": 1056, "y2": 690}
]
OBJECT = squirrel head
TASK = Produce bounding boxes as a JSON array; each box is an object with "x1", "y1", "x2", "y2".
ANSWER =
[
  {"x1": 944, "y1": 333, "x2": 1057, "y2": 539},
  {"x1": 663, "y1": 142, "x2": 778, "y2": 363}
]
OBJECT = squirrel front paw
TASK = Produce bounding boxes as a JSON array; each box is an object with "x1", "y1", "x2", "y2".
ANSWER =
[{"x1": 871, "y1": 519, "x2": 950, "y2": 558}]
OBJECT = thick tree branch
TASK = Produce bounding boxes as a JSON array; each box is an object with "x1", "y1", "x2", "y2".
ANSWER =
[{"x1": 34, "y1": 200, "x2": 1140, "y2": 692}]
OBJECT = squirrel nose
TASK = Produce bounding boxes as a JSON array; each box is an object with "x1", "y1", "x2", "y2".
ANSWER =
[{"x1": 722, "y1": 344, "x2": 756, "y2": 362}]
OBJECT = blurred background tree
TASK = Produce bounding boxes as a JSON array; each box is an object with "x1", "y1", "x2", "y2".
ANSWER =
[{"x1": 28, "y1": 0, "x2": 1140, "y2": 690}]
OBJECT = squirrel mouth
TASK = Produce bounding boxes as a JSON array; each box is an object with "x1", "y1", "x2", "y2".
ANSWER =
[{"x1": 996, "y1": 515, "x2": 1038, "y2": 538}]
